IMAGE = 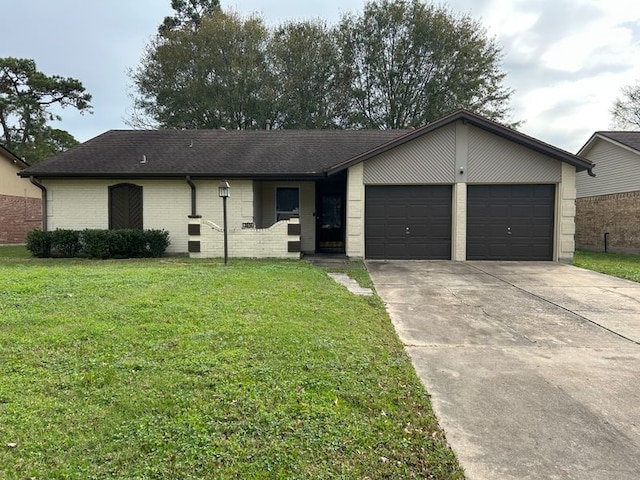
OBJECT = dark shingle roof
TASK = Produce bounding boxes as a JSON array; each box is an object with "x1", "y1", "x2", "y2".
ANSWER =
[
  {"x1": 19, "y1": 110, "x2": 594, "y2": 179},
  {"x1": 19, "y1": 129, "x2": 408, "y2": 178},
  {"x1": 597, "y1": 132, "x2": 640, "y2": 153}
]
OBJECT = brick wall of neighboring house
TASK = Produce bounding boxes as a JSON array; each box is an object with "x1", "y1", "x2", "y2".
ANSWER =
[
  {"x1": 575, "y1": 190, "x2": 640, "y2": 254},
  {"x1": 0, "y1": 194, "x2": 42, "y2": 244}
]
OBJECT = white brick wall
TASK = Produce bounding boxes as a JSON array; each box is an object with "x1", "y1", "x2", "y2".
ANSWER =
[
  {"x1": 557, "y1": 163, "x2": 577, "y2": 262},
  {"x1": 345, "y1": 163, "x2": 365, "y2": 258},
  {"x1": 452, "y1": 183, "x2": 467, "y2": 261},
  {"x1": 44, "y1": 179, "x2": 110, "y2": 231},
  {"x1": 42, "y1": 179, "x2": 257, "y2": 254},
  {"x1": 189, "y1": 217, "x2": 300, "y2": 259}
]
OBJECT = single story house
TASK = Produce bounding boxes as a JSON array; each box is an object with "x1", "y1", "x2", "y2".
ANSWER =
[
  {"x1": 575, "y1": 131, "x2": 640, "y2": 254},
  {"x1": 1, "y1": 145, "x2": 42, "y2": 244},
  {"x1": 19, "y1": 110, "x2": 593, "y2": 261}
]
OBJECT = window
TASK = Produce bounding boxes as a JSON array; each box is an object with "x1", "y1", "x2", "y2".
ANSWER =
[
  {"x1": 276, "y1": 187, "x2": 299, "y2": 221},
  {"x1": 109, "y1": 184, "x2": 143, "y2": 229}
]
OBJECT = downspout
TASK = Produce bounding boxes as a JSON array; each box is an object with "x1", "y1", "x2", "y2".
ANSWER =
[
  {"x1": 29, "y1": 176, "x2": 47, "y2": 231},
  {"x1": 186, "y1": 176, "x2": 199, "y2": 217}
]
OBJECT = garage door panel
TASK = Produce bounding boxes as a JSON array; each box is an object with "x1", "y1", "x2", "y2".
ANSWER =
[
  {"x1": 365, "y1": 185, "x2": 452, "y2": 259},
  {"x1": 467, "y1": 185, "x2": 554, "y2": 261}
]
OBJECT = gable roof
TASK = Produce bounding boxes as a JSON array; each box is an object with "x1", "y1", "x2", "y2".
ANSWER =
[
  {"x1": 578, "y1": 131, "x2": 640, "y2": 157},
  {"x1": 329, "y1": 109, "x2": 594, "y2": 174},
  {"x1": 1, "y1": 144, "x2": 30, "y2": 170},
  {"x1": 19, "y1": 109, "x2": 593, "y2": 179}
]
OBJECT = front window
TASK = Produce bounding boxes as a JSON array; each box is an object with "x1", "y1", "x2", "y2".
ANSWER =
[{"x1": 276, "y1": 187, "x2": 299, "y2": 221}]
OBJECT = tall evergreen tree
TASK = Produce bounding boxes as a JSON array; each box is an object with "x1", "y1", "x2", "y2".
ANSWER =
[{"x1": 0, "y1": 57, "x2": 91, "y2": 163}]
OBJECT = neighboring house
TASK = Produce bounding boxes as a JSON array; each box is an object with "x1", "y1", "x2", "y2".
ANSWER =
[
  {"x1": 575, "y1": 132, "x2": 640, "y2": 254},
  {"x1": 0, "y1": 145, "x2": 42, "y2": 244},
  {"x1": 18, "y1": 110, "x2": 593, "y2": 261}
]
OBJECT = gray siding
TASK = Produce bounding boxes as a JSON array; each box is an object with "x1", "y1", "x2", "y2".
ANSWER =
[
  {"x1": 363, "y1": 124, "x2": 456, "y2": 184},
  {"x1": 467, "y1": 126, "x2": 561, "y2": 183},
  {"x1": 576, "y1": 139, "x2": 640, "y2": 198}
]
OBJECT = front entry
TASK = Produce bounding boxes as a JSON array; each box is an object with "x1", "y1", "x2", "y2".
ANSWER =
[{"x1": 316, "y1": 176, "x2": 346, "y2": 253}]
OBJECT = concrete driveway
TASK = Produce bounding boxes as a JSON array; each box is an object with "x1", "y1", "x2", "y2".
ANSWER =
[{"x1": 366, "y1": 261, "x2": 640, "y2": 480}]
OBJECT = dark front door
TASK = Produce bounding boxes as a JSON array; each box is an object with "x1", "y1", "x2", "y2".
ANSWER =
[
  {"x1": 316, "y1": 177, "x2": 346, "y2": 253},
  {"x1": 467, "y1": 184, "x2": 555, "y2": 260},
  {"x1": 109, "y1": 183, "x2": 143, "y2": 230},
  {"x1": 365, "y1": 185, "x2": 452, "y2": 259}
]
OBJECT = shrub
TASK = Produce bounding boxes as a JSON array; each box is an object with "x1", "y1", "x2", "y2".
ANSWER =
[
  {"x1": 50, "y1": 229, "x2": 81, "y2": 257},
  {"x1": 80, "y1": 230, "x2": 113, "y2": 259},
  {"x1": 144, "y1": 229, "x2": 170, "y2": 258},
  {"x1": 26, "y1": 230, "x2": 51, "y2": 258},
  {"x1": 26, "y1": 229, "x2": 171, "y2": 259}
]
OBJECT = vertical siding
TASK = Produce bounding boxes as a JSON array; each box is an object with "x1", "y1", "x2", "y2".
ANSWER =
[
  {"x1": 468, "y1": 126, "x2": 562, "y2": 183},
  {"x1": 576, "y1": 139, "x2": 640, "y2": 197},
  {"x1": 363, "y1": 124, "x2": 456, "y2": 184}
]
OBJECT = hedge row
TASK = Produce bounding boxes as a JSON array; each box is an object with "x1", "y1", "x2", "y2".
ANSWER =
[{"x1": 27, "y1": 229, "x2": 170, "y2": 259}]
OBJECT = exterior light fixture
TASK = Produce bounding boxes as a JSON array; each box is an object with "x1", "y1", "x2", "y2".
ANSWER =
[
  {"x1": 218, "y1": 180, "x2": 230, "y2": 264},
  {"x1": 218, "y1": 180, "x2": 230, "y2": 199}
]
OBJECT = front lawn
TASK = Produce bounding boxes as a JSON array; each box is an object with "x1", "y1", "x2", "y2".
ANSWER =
[
  {"x1": 0, "y1": 245, "x2": 29, "y2": 258},
  {"x1": 574, "y1": 249, "x2": 640, "y2": 283},
  {"x1": 0, "y1": 257, "x2": 463, "y2": 479}
]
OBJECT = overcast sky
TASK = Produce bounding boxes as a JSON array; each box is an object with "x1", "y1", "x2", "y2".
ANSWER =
[{"x1": 3, "y1": 0, "x2": 640, "y2": 153}]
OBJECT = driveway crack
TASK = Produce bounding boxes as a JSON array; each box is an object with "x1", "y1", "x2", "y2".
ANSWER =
[{"x1": 467, "y1": 263, "x2": 640, "y2": 347}]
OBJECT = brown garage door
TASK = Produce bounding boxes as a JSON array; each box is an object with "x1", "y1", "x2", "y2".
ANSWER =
[
  {"x1": 467, "y1": 184, "x2": 555, "y2": 260},
  {"x1": 365, "y1": 185, "x2": 452, "y2": 259}
]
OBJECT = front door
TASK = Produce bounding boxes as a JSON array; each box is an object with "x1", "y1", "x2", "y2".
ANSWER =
[{"x1": 316, "y1": 177, "x2": 346, "y2": 253}]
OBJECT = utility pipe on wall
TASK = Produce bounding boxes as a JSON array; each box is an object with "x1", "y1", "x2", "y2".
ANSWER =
[
  {"x1": 29, "y1": 176, "x2": 47, "y2": 231},
  {"x1": 186, "y1": 176, "x2": 198, "y2": 217}
]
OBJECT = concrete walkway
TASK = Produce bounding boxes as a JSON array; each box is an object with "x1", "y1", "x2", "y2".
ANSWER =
[{"x1": 367, "y1": 261, "x2": 640, "y2": 480}]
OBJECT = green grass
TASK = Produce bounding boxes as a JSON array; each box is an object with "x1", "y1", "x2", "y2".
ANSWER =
[
  {"x1": 574, "y1": 249, "x2": 640, "y2": 283},
  {"x1": 0, "y1": 245, "x2": 29, "y2": 258},
  {"x1": 0, "y1": 258, "x2": 463, "y2": 479}
]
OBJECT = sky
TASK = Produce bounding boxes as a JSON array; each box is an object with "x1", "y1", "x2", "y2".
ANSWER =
[{"x1": 3, "y1": 0, "x2": 640, "y2": 153}]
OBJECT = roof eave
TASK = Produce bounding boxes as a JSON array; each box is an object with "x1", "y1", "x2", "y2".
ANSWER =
[
  {"x1": 18, "y1": 171, "x2": 329, "y2": 180},
  {"x1": 1, "y1": 144, "x2": 30, "y2": 169},
  {"x1": 328, "y1": 109, "x2": 593, "y2": 174},
  {"x1": 580, "y1": 132, "x2": 640, "y2": 157}
]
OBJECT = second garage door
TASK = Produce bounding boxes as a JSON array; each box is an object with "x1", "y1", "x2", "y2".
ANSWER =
[
  {"x1": 467, "y1": 184, "x2": 555, "y2": 260},
  {"x1": 365, "y1": 185, "x2": 452, "y2": 259}
]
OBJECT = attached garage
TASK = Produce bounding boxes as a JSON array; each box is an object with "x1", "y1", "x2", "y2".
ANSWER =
[
  {"x1": 365, "y1": 185, "x2": 452, "y2": 259},
  {"x1": 341, "y1": 111, "x2": 593, "y2": 262},
  {"x1": 467, "y1": 184, "x2": 555, "y2": 260}
]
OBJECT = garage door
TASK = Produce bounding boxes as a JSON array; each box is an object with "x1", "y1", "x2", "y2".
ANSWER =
[
  {"x1": 365, "y1": 185, "x2": 452, "y2": 259},
  {"x1": 467, "y1": 184, "x2": 555, "y2": 260}
]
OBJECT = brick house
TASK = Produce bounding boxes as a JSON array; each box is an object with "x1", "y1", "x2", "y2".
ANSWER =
[
  {"x1": 575, "y1": 132, "x2": 640, "y2": 254},
  {"x1": 0, "y1": 145, "x2": 42, "y2": 244},
  {"x1": 19, "y1": 110, "x2": 593, "y2": 261}
]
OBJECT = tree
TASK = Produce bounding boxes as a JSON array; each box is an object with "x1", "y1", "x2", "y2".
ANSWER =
[
  {"x1": 130, "y1": 0, "x2": 516, "y2": 131},
  {"x1": 130, "y1": 10, "x2": 271, "y2": 130},
  {"x1": 0, "y1": 57, "x2": 92, "y2": 163},
  {"x1": 336, "y1": 0, "x2": 513, "y2": 129},
  {"x1": 611, "y1": 82, "x2": 640, "y2": 129},
  {"x1": 159, "y1": 0, "x2": 220, "y2": 33},
  {"x1": 268, "y1": 21, "x2": 341, "y2": 129}
]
